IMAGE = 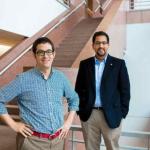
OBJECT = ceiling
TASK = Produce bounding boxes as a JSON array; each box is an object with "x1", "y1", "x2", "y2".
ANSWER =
[
  {"x1": 0, "y1": 29, "x2": 25, "y2": 56},
  {"x1": 0, "y1": 29, "x2": 25, "y2": 46}
]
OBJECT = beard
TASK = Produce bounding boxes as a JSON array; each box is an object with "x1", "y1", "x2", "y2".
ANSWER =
[{"x1": 96, "y1": 48, "x2": 106, "y2": 57}]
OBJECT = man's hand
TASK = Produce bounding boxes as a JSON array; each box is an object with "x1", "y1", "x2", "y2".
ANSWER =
[
  {"x1": 12, "y1": 122, "x2": 33, "y2": 137},
  {"x1": 59, "y1": 121, "x2": 71, "y2": 139},
  {"x1": 59, "y1": 111, "x2": 76, "y2": 139},
  {"x1": 0, "y1": 114, "x2": 33, "y2": 137}
]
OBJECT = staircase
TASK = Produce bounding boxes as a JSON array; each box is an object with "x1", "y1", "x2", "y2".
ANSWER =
[
  {"x1": 4, "y1": 17, "x2": 102, "y2": 122},
  {"x1": 53, "y1": 17, "x2": 102, "y2": 67}
]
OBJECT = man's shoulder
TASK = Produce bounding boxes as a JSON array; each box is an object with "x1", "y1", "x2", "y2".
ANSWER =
[
  {"x1": 108, "y1": 55, "x2": 124, "y2": 63},
  {"x1": 17, "y1": 68, "x2": 35, "y2": 78},
  {"x1": 53, "y1": 68, "x2": 63, "y2": 75},
  {"x1": 80, "y1": 57, "x2": 94, "y2": 64},
  {"x1": 52, "y1": 68, "x2": 66, "y2": 78}
]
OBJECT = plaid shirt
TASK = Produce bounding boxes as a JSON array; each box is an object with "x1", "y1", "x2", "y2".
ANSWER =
[{"x1": 0, "y1": 68, "x2": 79, "y2": 134}]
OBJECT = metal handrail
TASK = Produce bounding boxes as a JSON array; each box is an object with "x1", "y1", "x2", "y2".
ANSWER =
[
  {"x1": 129, "y1": 0, "x2": 150, "y2": 10},
  {"x1": 0, "y1": 1, "x2": 86, "y2": 76},
  {"x1": 56, "y1": 0, "x2": 70, "y2": 8},
  {"x1": 102, "y1": 0, "x2": 112, "y2": 10},
  {"x1": 89, "y1": 0, "x2": 112, "y2": 14},
  {"x1": 43, "y1": 1, "x2": 86, "y2": 37},
  {"x1": 69, "y1": 125, "x2": 150, "y2": 150}
]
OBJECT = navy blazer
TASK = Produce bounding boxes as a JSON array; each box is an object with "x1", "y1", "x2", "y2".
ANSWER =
[{"x1": 75, "y1": 55, "x2": 130, "y2": 128}]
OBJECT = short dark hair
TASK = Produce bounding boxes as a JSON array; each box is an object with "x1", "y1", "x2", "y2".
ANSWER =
[
  {"x1": 32, "y1": 37, "x2": 55, "y2": 54},
  {"x1": 92, "y1": 31, "x2": 109, "y2": 44}
]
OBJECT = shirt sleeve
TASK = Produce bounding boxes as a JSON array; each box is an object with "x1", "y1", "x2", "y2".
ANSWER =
[
  {"x1": 0, "y1": 75, "x2": 22, "y2": 114},
  {"x1": 62, "y1": 74, "x2": 79, "y2": 111}
]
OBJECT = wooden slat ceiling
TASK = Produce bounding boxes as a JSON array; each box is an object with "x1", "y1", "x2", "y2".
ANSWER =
[
  {"x1": 0, "y1": 29, "x2": 25, "y2": 46},
  {"x1": 0, "y1": 29, "x2": 25, "y2": 56}
]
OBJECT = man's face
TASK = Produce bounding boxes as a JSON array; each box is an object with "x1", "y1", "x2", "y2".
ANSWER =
[
  {"x1": 92, "y1": 35, "x2": 109, "y2": 58},
  {"x1": 35, "y1": 42, "x2": 55, "y2": 69}
]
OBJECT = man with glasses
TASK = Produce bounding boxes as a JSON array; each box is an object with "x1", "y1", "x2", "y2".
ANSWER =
[
  {"x1": 75, "y1": 31, "x2": 130, "y2": 150},
  {"x1": 0, "y1": 37, "x2": 79, "y2": 150}
]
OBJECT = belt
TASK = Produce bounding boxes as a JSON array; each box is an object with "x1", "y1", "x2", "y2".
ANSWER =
[
  {"x1": 93, "y1": 107, "x2": 103, "y2": 110},
  {"x1": 32, "y1": 129, "x2": 62, "y2": 140}
]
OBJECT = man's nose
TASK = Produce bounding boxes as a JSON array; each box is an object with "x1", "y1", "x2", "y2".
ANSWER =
[
  {"x1": 99, "y1": 43, "x2": 104, "y2": 47},
  {"x1": 43, "y1": 52, "x2": 49, "y2": 57}
]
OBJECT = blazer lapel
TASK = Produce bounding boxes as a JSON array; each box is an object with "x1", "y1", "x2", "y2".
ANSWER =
[
  {"x1": 88, "y1": 57, "x2": 95, "y2": 92},
  {"x1": 101, "y1": 55, "x2": 114, "y2": 83}
]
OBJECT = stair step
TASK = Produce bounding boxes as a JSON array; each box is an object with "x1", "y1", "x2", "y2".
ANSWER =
[
  {"x1": 6, "y1": 105, "x2": 18, "y2": 109},
  {"x1": 66, "y1": 34, "x2": 92, "y2": 38},
  {"x1": 56, "y1": 49, "x2": 83, "y2": 53},
  {"x1": 6, "y1": 104, "x2": 19, "y2": 115},
  {"x1": 7, "y1": 99, "x2": 17, "y2": 105},
  {"x1": 58, "y1": 43, "x2": 85, "y2": 47},
  {"x1": 53, "y1": 60, "x2": 73, "y2": 66},
  {"x1": 58, "y1": 41, "x2": 85, "y2": 45},
  {"x1": 54, "y1": 59, "x2": 75, "y2": 62},
  {"x1": 54, "y1": 59, "x2": 73, "y2": 63},
  {"x1": 53, "y1": 64, "x2": 71, "y2": 67},
  {"x1": 71, "y1": 28, "x2": 97, "y2": 33},
  {"x1": 53, "y1": 17, "x2": 101, "y2": 67},
  {"x1": 56, "y1": 53, "x2": 79, "y2": 56},
  {"x1": 59, "y1": 41, "x2": 87, "y2": 45},
  {"x1": 11, "y1": 115, "x2": 20, "y2": 121},
  {"x1": 64, "y1": 36, "x2": 90, "y2": 40},
  {"x1": 56, "y1": 50, "x2": 81, "y2": 53}
]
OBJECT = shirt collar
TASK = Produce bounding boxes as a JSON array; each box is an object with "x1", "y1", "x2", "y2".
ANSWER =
[
  {"x1": 95, "y1": 54, "x2": 108, "y2": 65},
  {"x1": 34, "y1": 67, "x2": 54, "y2": 79}
]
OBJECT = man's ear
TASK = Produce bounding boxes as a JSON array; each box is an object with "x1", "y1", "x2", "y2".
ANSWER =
[
  {"x1": 53, "y1": 51, "x2": 56, "y2": 57},
  {"x1": 32, "y1": 52, "x2": 36, "y2": 58},
  {"x1": 92, "y1": 43, "x2": 94, "y2": 49}
]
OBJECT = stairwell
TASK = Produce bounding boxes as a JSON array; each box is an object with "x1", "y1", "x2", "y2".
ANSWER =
[
  {"x1": 53, "y1": 17, "x2": 102, "y2": 67},
  {"x1": 1, "y1": 0, "x2": 135, "y2": 149},
  {"x1": 4, "y1": 17, "x2": 102, "y2": 122}
]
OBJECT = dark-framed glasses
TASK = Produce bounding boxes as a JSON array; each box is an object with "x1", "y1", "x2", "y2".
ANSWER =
[
  {"x1": 36, "y1": 49, "x2": 54, "y2": 56},
  {"x1": 94, "y1": 41, "x2": 108, "y2": 46}
]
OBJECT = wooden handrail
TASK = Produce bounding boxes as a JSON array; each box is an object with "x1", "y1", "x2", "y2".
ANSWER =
[{"x1": 0, "y1": 1, "x2": 86, "y2": 76}]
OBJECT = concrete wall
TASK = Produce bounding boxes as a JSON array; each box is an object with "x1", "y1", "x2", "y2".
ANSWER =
[
  {"x1": 123, "y1": 22, "x2": 150, "y2": 132},
  {"x1": 127, "y1": 9, "x2": 150, "y2": 24}
]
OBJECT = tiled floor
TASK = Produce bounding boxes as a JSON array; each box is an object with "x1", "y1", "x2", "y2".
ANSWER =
[{"x1": 0, "y1": 125, "x2": 16, "y2": 150}]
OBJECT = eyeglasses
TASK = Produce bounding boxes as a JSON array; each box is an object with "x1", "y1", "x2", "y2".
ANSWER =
[
  {"x1": 36, "y1": 49, "x2": 54, "y2": 56},
  {"x1": 94, "y1": 41, "x2": 108, "y2": 46}
]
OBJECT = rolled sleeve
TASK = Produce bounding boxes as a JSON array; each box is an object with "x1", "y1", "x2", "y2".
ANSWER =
[
  {"x1": 0, "y1": 75, "x2": 22, "y2": 114},
  {"x1": 62, "y1": 74, "x2": 79, "y2": 111},
  {"x1": 0, "y1": 93, "x2": 8, "y2": 114}
]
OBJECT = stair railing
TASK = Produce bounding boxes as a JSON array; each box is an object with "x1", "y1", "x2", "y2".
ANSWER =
[
  {"x1": 87, "y1": 0, "x2": 112, "y2": 15},
  {"x1": 56, "y1": 0, "x2": 71, "y2": 7},
  {"x1": 129, "y1": 0, "x2": 150, "y2": 10},
  {"x1": 102, "y1": 0, "x2": 112, "y2": 10},
  {"x1": 0, "y1": 0, "x2": 86, "y2": 76}
]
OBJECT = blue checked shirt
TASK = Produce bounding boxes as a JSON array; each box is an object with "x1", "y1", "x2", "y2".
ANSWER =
[{"x1": 0, "y1": 68, "x2": 79, "y2": 134}]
